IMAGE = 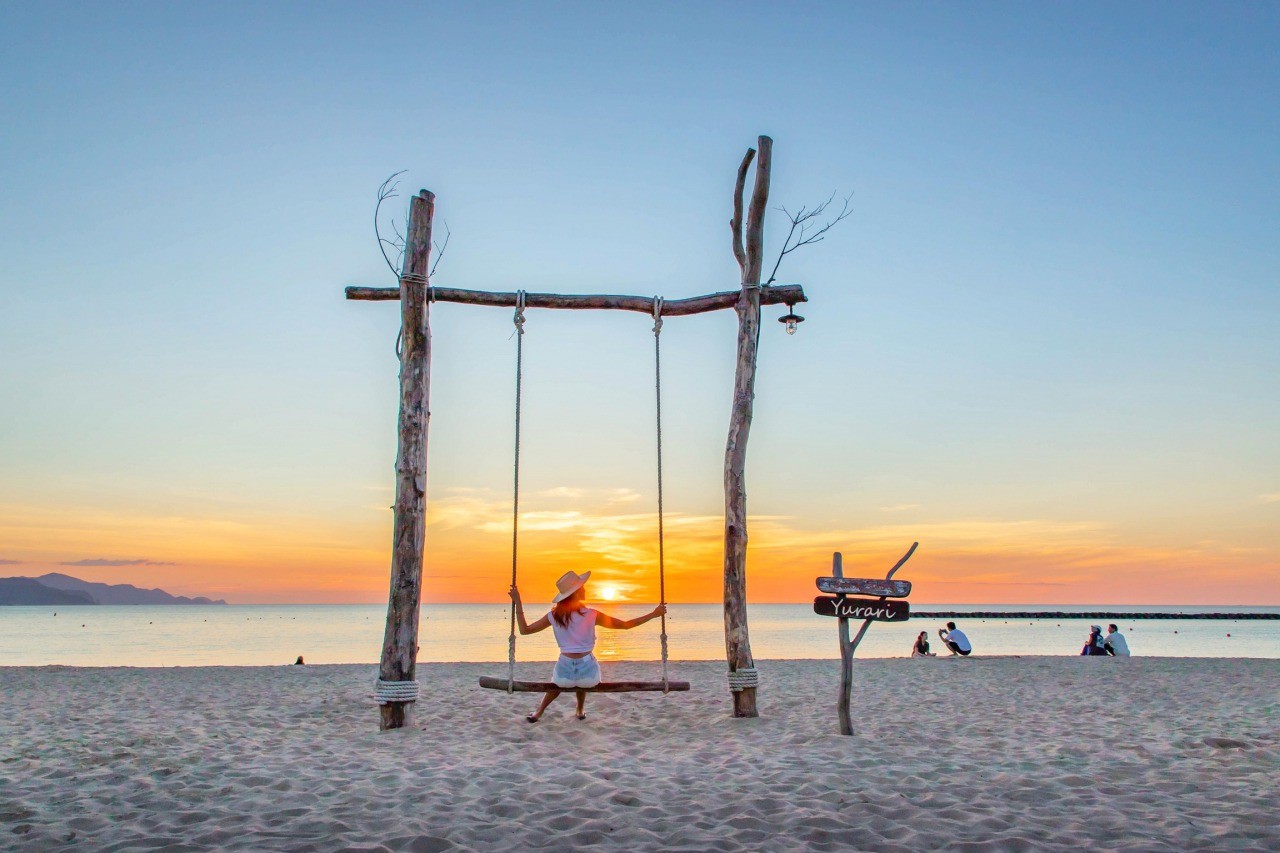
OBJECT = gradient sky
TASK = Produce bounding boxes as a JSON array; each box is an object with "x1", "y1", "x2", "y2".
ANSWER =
[{"x1": 1, "y1": 2, "x2": 1277, "y2": 605}]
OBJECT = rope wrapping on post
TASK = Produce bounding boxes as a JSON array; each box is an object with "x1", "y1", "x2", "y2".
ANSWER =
[
  {"x1": 508, "y1": 290, "x2": 527, "y2": 694},
  {"x1": 374, "y1": 679, "x2": 420, "y2": 704},
  {"x1": 727, "y1": 668, "x2": 759, "y2": 691},
  {"x1": 653, "y1": 296, "x2": 669, "y2": 693},
  {"x1": 395, "y1": 272, "x2": 432, "y2": 359}
]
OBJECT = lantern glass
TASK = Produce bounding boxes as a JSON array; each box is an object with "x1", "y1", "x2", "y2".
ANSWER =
[{"x1": 778, "y1": 309, "x2": 804, "y2": 335}]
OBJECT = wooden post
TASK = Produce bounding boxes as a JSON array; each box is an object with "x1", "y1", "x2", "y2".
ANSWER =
[
  {"x1": 832, "y1": 552, "x2": 855, "y2": 735},
  {"x1": 723, "y1": 135, "x2": 771, "y2": 717},
  {"x1": 378, "y1": 189, "x2": 434, "y2": 730}
]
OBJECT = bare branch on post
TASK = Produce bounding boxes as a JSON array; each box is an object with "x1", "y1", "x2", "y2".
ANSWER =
[
  {"x1": 430, "y1": 220, "x2": 450, "y2": 277},
  {"x1": 724, "y1": 135, "x2": 772, "y2": 718},
  {"x1": 765, "y1": 191, "x2": 853, "y2": 285},
  {"x1": 379, "y1": 189, "x2": 435, "y2": 730},
  {"x1": 374, "y1": 171, "x2": 409, "y2": 279},
  {"x1": 730, "y1": 148, "x2": 755, "y2": 273}
]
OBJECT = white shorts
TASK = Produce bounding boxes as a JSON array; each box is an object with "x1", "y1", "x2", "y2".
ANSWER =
[{"x1": 552, "y1": 653, "x2": 601, "y2": 688}]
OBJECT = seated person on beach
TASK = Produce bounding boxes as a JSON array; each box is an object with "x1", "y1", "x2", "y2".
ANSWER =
[
  {"x1": 1081, "y1": 625, "x2": 1108, "y2": 656},
  {"x1": 938, "y1": 622, "x2": 972, "y2": 656},
  {"x1": 1104, "y1": 624, "x2": 1130, "y2": 657},
  {"x1": 510, "y1": 571, "x2": 665, "y2": 723},
  {"x1": 911, "y1": 631, "x2": 936, "y2": 657}
]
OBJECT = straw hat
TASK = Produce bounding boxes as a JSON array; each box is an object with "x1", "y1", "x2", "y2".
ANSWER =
[{"x1": 552, "y1": 570, "x2": 591, "y2": 603}]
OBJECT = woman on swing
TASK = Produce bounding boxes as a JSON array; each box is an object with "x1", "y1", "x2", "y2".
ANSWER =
[{"x1": 509, "y1": 570, "x2": 665, "y2": 722}]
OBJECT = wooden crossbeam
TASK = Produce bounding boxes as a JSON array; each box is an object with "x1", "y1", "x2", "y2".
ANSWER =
[{"x1": 345, "y1": 283, "x2": 806, "y2": 316}]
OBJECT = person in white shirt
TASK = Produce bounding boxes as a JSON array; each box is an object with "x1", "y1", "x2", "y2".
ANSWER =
[
  {"x1": 1104, "y1": 624, "x2": 1131, "y2": 656},
  {"x1": 510, "y1": 570, "x2": 665, "y2": 723},
  {"x1": 938, "y1": 622, "x2": 972, "y2": 656}
]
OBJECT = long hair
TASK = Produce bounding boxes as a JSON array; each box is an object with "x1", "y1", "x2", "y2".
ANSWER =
[{"x1": 552, "y1": 587, "x2": 586, "y2": 628}]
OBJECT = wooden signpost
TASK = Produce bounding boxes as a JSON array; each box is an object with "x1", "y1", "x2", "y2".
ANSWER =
[{"x1": 818, "y1": 542, "x2": 918, "y2": 736}]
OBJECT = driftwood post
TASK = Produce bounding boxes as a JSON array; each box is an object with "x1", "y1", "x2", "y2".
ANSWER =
[
  {"x1": 724, "y1": 135, "x2": 771, "y2": 717},
  {"x1": 832, "y1": 552, "x2": 855, "y2": 735},
  {"x1": 378, "y1": 189, "x2": 435, "y2": 730}
]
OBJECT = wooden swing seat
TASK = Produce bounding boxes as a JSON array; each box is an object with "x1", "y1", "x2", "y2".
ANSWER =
[{"x1": 478, "y1": 676, "x2": 689, "y2": 693}]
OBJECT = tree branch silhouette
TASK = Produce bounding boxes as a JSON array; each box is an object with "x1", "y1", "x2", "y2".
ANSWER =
[{"x1": 765, "y1": 191, "x2": 852, "y2": 285}]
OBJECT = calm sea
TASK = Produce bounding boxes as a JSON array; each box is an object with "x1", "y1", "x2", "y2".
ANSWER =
[{"x1": 1, "y1": 604, "x2": 1278, "y2": 667}]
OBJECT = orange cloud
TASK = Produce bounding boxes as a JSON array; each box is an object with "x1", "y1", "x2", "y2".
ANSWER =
[
  {"x1": 3, "y1": 489, "x2": 1277, "y2": 605},
  {"x1": 412, "y1": 490, "x2": 1279, "y2": 606}
]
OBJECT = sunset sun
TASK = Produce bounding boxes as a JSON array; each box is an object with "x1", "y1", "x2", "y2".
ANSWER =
[{"x1": 593, "y1": 582, "x2": 623, "y2": 602}]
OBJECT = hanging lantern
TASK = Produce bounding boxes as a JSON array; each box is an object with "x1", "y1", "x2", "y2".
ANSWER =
[{"x1": 778, "y1": 303, "x2": 805, "y2": 335}]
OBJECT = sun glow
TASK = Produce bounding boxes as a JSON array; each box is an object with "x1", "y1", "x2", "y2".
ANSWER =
[{"x1": 593, "y1": 582, "x2": 623, "y2": 602}]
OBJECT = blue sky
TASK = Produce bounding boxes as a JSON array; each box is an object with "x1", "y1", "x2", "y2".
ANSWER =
[{"x1": 1, "y1": 2, "x2": 1277, "y2": 602}]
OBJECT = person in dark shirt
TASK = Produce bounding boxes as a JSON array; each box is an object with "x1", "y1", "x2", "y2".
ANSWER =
[
  {"x1": 911, "y1": 631, "x2": 936, "y2": 657},
  {"x1": 1080, "y1": 625, "x2": 1108, "y2": 656}
]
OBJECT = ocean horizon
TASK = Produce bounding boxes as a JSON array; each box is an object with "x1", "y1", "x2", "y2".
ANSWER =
[{"x1": 3, "y1": 603, "x2": 1277, "y2": 667}]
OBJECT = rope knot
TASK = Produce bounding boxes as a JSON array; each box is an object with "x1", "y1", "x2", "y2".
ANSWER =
[
  {"x1": 513, "y1": 290, "x2": 527, "y2": 334},
  {"x1": 651, "y1": 296, "x2": 664, "y2": 336}
]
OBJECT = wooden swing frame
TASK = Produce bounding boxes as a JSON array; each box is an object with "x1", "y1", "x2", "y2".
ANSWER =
[{"x1": 347, "y1": 136, "x2": 806, "y2": 729}]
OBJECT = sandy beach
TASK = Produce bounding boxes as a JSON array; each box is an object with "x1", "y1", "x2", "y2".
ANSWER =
[{"x1": 2, "y1": 657, "x2": 1277, "y2": 851}]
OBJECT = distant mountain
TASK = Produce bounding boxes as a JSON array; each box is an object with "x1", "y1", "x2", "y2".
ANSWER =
[
  {"x1": 36, "y1": 573, "x2": 228, "y2": 605},
  {"x1": 0, "y1": 577, "x2": 97, "y2": 605},
  {"x1": 0, "y1": 573, "x2": 227, "y2": 606}
]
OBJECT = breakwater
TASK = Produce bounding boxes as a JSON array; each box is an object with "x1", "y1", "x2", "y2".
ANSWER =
[{"x1": 913, "y1": 612, "x2": 1280, "y2": 620}]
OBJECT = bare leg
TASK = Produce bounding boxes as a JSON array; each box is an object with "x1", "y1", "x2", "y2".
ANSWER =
[
  {"x1": 575, "y1": 689, "x2": 587, "y2": 719},
  {"x1": 528, "y1": 689, "x2": 560, "y2": 722}
]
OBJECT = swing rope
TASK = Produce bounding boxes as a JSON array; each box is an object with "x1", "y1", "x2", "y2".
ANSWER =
[
  {"x1": 501, "y1": 292, "x2": 672, "y2": 694},
  {"x1": 652, "y1": 297, "x2": 669, "y2": 693},
  {"x1": 507, "y1": 290, "x2": 526, "y2": 693}
]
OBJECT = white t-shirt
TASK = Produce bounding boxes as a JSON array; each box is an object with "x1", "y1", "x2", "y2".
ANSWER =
[
  {"x1": 549, "y1": 607, "x2": 597, "y2": 654},
  {"x1": 1105, "y1": 630, "x2": 1130, "y2": 656},
  {"x1": 945, "y1": 628, "x2": 972, "y2": 652}
]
